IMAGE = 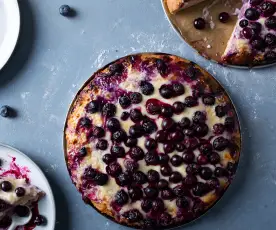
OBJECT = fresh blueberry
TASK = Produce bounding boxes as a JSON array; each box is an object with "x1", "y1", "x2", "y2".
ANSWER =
[{"x1": 59, "y1": 5, "x2": 72, "y2": 17}]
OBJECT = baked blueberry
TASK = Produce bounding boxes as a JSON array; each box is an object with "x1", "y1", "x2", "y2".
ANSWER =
[
  {"x1": 130, "y1": 109, "x2": 143, "y2": 122},
  {"x1": 15, "y1": 187, "x2": 25, "y2": 197},
  {"x1": 102, "y1": 154, "x2": 115, "y2": 164},
  {"x1": 124, "y1": 159, "x2": 139, "y2": 172},
  {"x1": 161, "y1": 165, "x2": 172, "y2": 176},
  {"x1": 116, "y1": 173, "x2": 132, "y2": 187},
  {"x1": 265, "y1": 16, "x2": 276, "y2": 29},
  {"x1": 129, "y1": 146, "x2": 144, "y2": 161},
  {"x1": 106, "y1": 162, "x2": 122, "y2": 177},
  {"x1": 111, "y1": 145, "x2": 125, "y2": 158},
  {"x1": 145, "y1": 151, "x2": 159, "y2": 165},
  {"x1": 112, "y1": 130, "x2": 127, "y2": 142},
  {"x1": 179, "y1": 117, "x2": 191, "y2": 128},
  {"x1": 147, "y1": 169, "x2": 160, "y2": 182},
  {"x1": 144, "y1": 186, "x2": 159, "y2": 198},
  {"x1": 239, "y1": 19, "x2": 249, "y2": 28},
  {"x1": 141, "y1": 199, "x2": 153, "y2": 213},
  {"x1": 121, "y1": 112, "x2": 130, "y2": 121},
  {"x1": 155, "y1": 130, "x2": 168, "y2": 143},
  {"x1": 161, "y1": 105, "x2": 174, "y2": 117},
  {"x1": 169, "y1": 172, "x2": 182, "y2": 183},
  {"x1": 199, "y1": 167, "x2": 213, "y2": 180},
  {"x1": 107, "y1": 118, "x2": 121, "y2": 132},
  {"x1": 213, "y1": 137, "x2": 229, "y2": 151},
  {"x1": 162, "y1": 117, "x2": 175, "y2": 130},
  {"x1": 79, "y1": 147, "x2": 87, "y2": 157},
  {"x1": 170, "y1": 155, "x2": 183, "y2": 167},
  {"x1": 92, "y1": 126, "x2": 105, "y2": 138},
  {"x1": 161, "y1": 188, "x2": 175, "y2": 200},
  {"x1": 93, "y1": 173, "x2": 108, "y2": 185},
  {"x1": 173, "y1": 102, "x2": 185, "y2": 114},
  {"x1": 129, "y1": 124, "x2": 144, "y2": 138},
  {"x1": 102, "y1": 103, "x2": 116, "y2": 118},
  {"x1": 215, "y1": 105, "x2": 226, "y2": 117},
  {"x1": 130, "y1": 92, "x2": 143, "y2": 104},
  {"x1": 146, "y1": 99, "x2": 161, "y2": 115},
  {"x1": 159, "y1": 85, "x2": 174, "y2": 99},
  {"x1": 0, "y1": 181, "x2": 12, "y2": 192},
  {"x1": 115, "y1": 190, "x2": 129, "y2": 206},
  {"x1": 159, "y1": 213, "x2": 172, "y2": 226},
  {"x1": 184, "y1": 96, "x2": 198, "y2": 107},
  {"x1": 142, "y1": 119, "x2": 157, "y2": 134},
  {"x1": 122, "y1": 209, "x2": 143, "y2": 223},
  {"x1": 163, "y1": 143, "x2": 175, "y2": 154},
  {"x1": 133, "y1": 171, "x2": 148, "y2": 185},
  {"x1": 193, "y1": 182, "x2": 210, "y2": 196},
  {"x1": 86, "y1": 100, "x2": 99, "y2": 114},
  {"x1": 157, "y1": 179, "x2": 169, "y2": 189},
  {"x1": 245, "y1": 8, "x2": 260, "y2": 20},
  {"x1": 140, "y1": 81, "x2": 154, "y2": 95},
  {"x1": 96, "y1": 139, "x2": 108, "y2": 150},
  {"x1": 128, "y1": 187, "x2": 143, "y2": 201},
  {"x1": 172, "y1": 83, "x2": 185, "y2": 96},
  {"x1": 176, "y1": 197, "x2": 189, "y2": 208},
  {"x1": 202, "y1": 95, "x2": 215, "y2": 105},
  {"x1": 145, "y1": 138, "x2": 157, "y2": 150},
  {"x1": 159, "y1": 154, "x2": 170, "y2": 165},
  {"x1": 125, "y1": 137, "x2": 137, "y2": 147},
  {"x1": 119, "y1": 95, "x2": 131, "y2": 108},
  {"x1": 151, "y1": 198, "x2": 165, "y2": 212},
  {"x1": 34, "y1": 215, "x2": 47, "y2": 226}
]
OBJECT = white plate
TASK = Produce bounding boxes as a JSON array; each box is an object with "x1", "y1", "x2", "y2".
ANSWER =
[
  {"x1": 0, "y1": 0, "x2": 20, "y2": 70},
  {"x1": 0, "y1": 144, "x2": 56, "y2": 230}
]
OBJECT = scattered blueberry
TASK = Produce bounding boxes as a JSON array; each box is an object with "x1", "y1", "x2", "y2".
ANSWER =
[
  {"x1": 219, "y1": 12, "x2": 230, "y2": 23},
  {"x1": 59, "y1": 5, "x2": 73, "y2": 17}
]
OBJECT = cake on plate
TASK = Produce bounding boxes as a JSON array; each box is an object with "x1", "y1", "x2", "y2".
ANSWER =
[
  {"x1": 0, "y1": 177, "x2": 45, "y2": 222},
  {"x1": 166, "y1": 0, "x2": 276, "y2": 66},
  {"x1": 64, "y1": 53, "x2": 241, "y2": 229}
]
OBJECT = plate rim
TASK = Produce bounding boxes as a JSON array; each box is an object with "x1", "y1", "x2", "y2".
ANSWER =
[
  {"x1": 62, "y1": 52, "x2": 242, "y2": 229},
  {"x1": 0, "y1": 143, "x2": 56, "y2": 230},
  {"x1": 160, "y1": 0, "x2": 276, "y2": 69},
  {"x1": 0, "y1": 0, "x2": 20, "y2": 71}
]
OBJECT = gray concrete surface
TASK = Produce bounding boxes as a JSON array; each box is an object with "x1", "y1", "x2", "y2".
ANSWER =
[{"x1": 0, "y1": 0, "x2": 275, "y2": 229}]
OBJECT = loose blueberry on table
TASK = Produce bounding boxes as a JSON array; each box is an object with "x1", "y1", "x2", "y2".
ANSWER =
[{"x1": 65, "y1": 54, "x2": 241, "y2": 228}]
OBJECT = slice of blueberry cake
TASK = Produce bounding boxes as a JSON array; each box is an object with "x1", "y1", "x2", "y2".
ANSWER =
[
  {"x1": 64, "y1": 53, "x2": 241, "y2": 229},
  {"x1": 0, "y1": 177, "x2": 45, "y2": 222},
  {"x1": 223, "y1": 0, "x2": 276, "y2": 65}
]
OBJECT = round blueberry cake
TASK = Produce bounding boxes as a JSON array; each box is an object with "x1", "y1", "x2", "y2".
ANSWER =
[{"x1": 64, "y1": 53, "x2": 241, "y2": 229}]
